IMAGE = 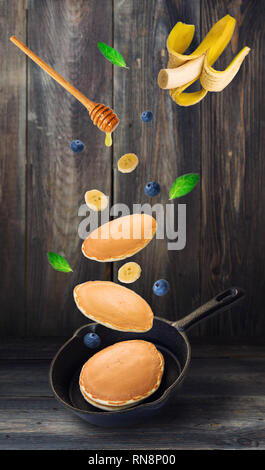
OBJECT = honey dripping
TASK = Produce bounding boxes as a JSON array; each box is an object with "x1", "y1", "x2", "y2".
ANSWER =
[{"x1": 105, "y1": 132, "x2": 112, "y2": 147}]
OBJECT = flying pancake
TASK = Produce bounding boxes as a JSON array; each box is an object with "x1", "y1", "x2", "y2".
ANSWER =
[
  {"x1": 73, "y1": 281, "x2": 153, "y2": 332},
  {"x1": 82, "y1": 213, "x2": 157, "y2": 262},
  {"x1": 79, "y1": 340, "x2": 164, "y2": 411}
]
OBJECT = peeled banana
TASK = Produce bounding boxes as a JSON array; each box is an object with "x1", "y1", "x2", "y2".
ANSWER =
[
  {"x1": 158, "y1": 15, "x2": 250, "y2": 106},
  {"x1": 118, "y1": 262, "x2": 142, "y2": 283},
  {"x1": 118, "y1": 153, "x2": 139, "y2": 173},
  {"x1": 85, "y1": 190, "x2": 109, "y2": 212}
]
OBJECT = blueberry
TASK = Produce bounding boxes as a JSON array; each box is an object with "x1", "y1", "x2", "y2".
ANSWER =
[
  {"x1": 145, "y1": 181, "x2": 160, "y2": 197},
  {"x1": 141, "y1": 110, "x2": 153, "y2": 123},
  {"x1": 153, "y1": 279, "x2": 169, "y2": 296},
  {"x1": 83, "y1": 332, "x2": 101, "y2": 349},
  {"x1": 70, "y1": 139, "x2": 84, "y2": 153}
]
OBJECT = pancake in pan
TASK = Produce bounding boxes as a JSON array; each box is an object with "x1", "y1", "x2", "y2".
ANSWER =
[{"x1": 79, "y1": 340, "x2": 164, "y2": 411}]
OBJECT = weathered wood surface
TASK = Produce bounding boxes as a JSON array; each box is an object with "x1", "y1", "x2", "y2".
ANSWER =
[
  {"x1": 113, "y1": 0, "x2": 201, "y2": 325},
  {"x1": 0, "y1": 340, "x2": 264, "y2": 450},
  {"x1": 200, "y1": 0, "x2": 265, "y2": 337},
  {"x1": 26, "y1": 0, "x2": 113, "y2": 335},
  {"x1": 1, "y1": 396, "x2": 264, "y2": 450},
  {"x1": 0, "y1": 0, "x2": 27, "y2": 336},
  {"x1": 0, "y1": 0, "x2": 264, "y2": 337}
]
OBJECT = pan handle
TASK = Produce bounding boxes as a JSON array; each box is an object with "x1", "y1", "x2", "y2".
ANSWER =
[{"x1": 172, "y1": 287, "x2": 245, "y2": 332}]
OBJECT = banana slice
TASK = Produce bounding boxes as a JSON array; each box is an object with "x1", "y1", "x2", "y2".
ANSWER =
[
  {"x1": 118, "y1": 153, "x2": 139, "y2": 173},
  {"x1": 118, "y1": 262, "x2": 142, "y2": 284},
  {"x1": 85, "y1": 190, "x2": 109, "y2": 212}
]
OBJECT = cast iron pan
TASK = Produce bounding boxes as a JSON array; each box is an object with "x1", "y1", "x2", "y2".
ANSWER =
[{"x1": 50, "y1": 286, "x2": 244, "y2": 427}]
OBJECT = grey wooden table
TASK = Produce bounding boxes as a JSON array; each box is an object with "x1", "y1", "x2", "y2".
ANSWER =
[{"x1": 1, "y1": 338, "x2": 264, "y2": 450}]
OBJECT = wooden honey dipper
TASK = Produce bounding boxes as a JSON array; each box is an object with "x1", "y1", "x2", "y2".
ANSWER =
[{"x1": 10, "y1": 36, "x2": 119, "y2": 136}]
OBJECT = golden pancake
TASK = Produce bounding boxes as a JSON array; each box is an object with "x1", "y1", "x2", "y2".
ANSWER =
[
  {"x1": 80, "y1": 350, "x2": 164, "y2": 411},
  {"x1": 73, "y1": 281, "x2": 153, "y2": 332},
  {"x1": 82, "y1": 213, "x2": 157, "y2": 262},
  {"x1": 79, "y1": 341, "x2": 164, "y2": 410}
]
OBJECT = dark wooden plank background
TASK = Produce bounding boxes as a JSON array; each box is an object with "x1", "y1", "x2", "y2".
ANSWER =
[
  {"x1": 26, "y1": 0, "x2": 113, "y2": 336},
  {"x1": 0, "y1": 0, "x2": 264, "y2": 338},
  {"x1": 0, "y1": 0, "x2": 26, "y2": 336}
]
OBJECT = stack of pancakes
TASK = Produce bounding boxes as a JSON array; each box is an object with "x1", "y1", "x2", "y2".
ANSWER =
[{"x1": 74, "y1": 213, "x2": 164, "y2": 411}]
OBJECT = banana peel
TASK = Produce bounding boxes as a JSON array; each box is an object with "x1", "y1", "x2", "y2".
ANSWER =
[
  {"x1": 200, "y1": 46, "x2": 250, "y2": 92},
  {"x1": 159, "y1": 15, "x2": 250, "y2": 106}
]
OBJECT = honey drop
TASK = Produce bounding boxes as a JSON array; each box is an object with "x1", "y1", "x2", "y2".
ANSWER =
[{"x1": 105, "y1": 132, "x2": 112, "y2": 147}]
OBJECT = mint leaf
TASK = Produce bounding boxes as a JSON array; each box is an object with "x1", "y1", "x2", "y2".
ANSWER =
[
  {"x1": 47, "y1": 252, "x2": 73, "y2": 273},
  {"x1": 169, "y1": 173, "x2": 200, "y2": 199},
  {"x1": 97, "y1": 42, "x2": 128, "y2": 68}
]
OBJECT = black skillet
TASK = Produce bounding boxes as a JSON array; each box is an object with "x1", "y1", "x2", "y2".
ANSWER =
[{"x1": 50, "y1": 286, "x2": 244, "y2": 427}]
